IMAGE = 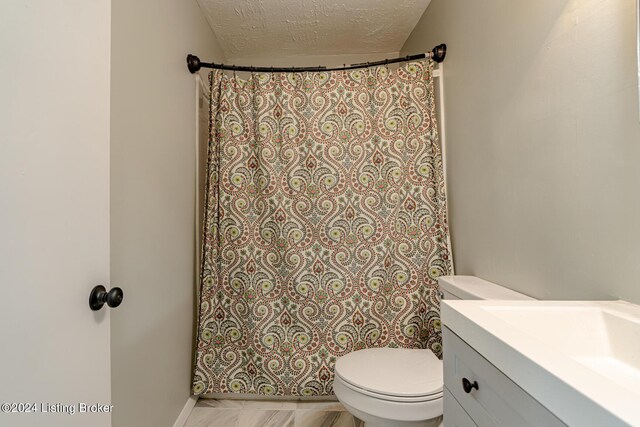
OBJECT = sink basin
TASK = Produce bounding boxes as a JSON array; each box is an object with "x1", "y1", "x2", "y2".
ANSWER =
[
  {"x1": 442, "y1": 300, "x2": 640, "y2": 426},
  {"x1": 483, "y1": 303, "x2": 640, "y2": 392}
]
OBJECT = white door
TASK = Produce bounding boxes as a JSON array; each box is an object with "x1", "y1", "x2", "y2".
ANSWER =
[{"x1": 0, "y1": 1, "x2": 112, "y2": 427}]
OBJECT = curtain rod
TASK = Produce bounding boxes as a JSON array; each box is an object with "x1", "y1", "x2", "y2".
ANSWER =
[{"x1": 186, "y1": 44, "x2": 446, "y2": 74}]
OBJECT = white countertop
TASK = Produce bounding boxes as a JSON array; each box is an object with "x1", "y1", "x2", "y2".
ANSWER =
[{"x1": 442, "y1": 300, "x2": 640, "y2": 427}]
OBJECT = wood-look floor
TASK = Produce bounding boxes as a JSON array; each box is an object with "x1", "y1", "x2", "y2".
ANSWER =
[{"x1": 184, "y1": 399, "x2": 364, "y2": 427}]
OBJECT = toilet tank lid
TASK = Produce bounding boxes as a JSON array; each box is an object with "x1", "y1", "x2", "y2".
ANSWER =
[{"x1": 438, "y1": 275, "x2": 534, "y2": 300}]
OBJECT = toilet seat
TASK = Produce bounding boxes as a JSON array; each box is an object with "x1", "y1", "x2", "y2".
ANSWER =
[
  {"x1": 334, "y1": 348, "x2": 443, "y2": 402},
  {"x1": 336, "y1": 371, "x2": 443, "y2": 403}
]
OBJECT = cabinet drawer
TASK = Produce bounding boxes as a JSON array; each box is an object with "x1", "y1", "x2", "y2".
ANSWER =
[
  {"x1": 443, "y1": 327, "x2": 565, "y2": 427},
  {"x1": 444, "y1": 388, "x2": 477, "y2": 427}
]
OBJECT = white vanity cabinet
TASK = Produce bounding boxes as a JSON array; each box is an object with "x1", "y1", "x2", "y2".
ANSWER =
[{"x1": 443, "y1": 327, "x2": 565, "y2": 427}]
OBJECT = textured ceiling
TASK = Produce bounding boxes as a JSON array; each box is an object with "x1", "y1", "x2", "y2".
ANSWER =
[{"x1": 197, "y1": 0, "x2": 431, "y2": 60}]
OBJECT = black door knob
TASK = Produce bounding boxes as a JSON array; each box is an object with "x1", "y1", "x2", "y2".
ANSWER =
[
  {"x1": 462, "y1": 377, "x2": 479, "y2": 393},
  {"x1": 89, "y1": 285, "x2": 124, "y2": 311}
]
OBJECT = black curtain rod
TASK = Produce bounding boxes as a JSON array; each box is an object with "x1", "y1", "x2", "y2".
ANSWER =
[{"x1": 186, "y1": 44, "x2": 446, "y2": 74}]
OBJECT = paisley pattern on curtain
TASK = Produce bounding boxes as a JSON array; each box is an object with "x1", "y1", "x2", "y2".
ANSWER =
[{"x1": 193, "y1": 60, "x2": 452, "y2": 396}]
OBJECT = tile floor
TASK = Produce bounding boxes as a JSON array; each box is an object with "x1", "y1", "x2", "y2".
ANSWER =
[{"x1": 184, "y1": 399, "x2": 364, "y2": 427}]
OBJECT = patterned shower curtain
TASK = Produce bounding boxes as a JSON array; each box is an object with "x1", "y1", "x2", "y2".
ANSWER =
[{"x1": 193, "y1": 60, "x2": 452, "y2": 397}]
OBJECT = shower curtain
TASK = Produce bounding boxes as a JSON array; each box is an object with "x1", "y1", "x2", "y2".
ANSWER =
[{"x1": 193, "y1": 60, "x2": 452, "y2": 396}]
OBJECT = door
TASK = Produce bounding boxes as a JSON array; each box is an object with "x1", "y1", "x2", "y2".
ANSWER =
[{"x1": 0, "y1": 1, "x2": 112, "y2": 427}]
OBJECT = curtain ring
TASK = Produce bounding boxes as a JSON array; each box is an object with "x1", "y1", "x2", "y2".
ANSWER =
[
  {"x1": 384, "y1": 58, "x2": 390, "y2": 74},
  {"x1": 232, "y1": 65, "x2": 237, "y2": 81}
]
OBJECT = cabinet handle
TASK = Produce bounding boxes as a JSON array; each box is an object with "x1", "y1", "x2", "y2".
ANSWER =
[{"x1": 462, "y1": 377, "x2": 479, "y2": 393}]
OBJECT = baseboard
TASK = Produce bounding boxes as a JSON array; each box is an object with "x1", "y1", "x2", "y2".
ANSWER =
[{"x1": 172, "y1": 396, "x2": 198, "y2": 427}]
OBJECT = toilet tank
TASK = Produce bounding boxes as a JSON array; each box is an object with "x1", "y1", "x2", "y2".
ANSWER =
[{"x1": 438, "y1": 275, "x2": 534, "y2": 301}]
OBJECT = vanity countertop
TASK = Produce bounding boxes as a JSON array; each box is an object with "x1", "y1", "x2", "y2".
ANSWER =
[{"x1": 442, "y1": 300, "x2": 640, "y2": 427}]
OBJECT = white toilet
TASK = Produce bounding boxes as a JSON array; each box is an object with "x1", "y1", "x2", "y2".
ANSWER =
[{"x1": 333, "y1": 275, "x2": 533, "y2": 427}]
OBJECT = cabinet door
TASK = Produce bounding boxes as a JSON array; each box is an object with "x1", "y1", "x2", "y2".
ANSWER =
[
  {"x1": 443, "y1": 328, "x2": 565, "y2": 427},
  {"x1": 444, "y1": 389, "x2": 477, "y2": 427}
]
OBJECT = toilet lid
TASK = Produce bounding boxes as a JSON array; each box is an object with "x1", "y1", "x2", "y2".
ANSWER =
[{"x1": 334, "y1": 348, "x2": 443, "y2": 398}]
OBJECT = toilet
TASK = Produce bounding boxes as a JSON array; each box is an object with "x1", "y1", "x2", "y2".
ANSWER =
[{"x1": 333, "y1": 275, "x2": 533, "y2": 427}]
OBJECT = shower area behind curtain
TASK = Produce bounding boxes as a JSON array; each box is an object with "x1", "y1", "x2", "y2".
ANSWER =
[{"x1": 193, "y1": 60, "x2": 452, "y2": 397}]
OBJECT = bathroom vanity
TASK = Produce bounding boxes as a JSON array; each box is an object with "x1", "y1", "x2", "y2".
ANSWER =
[{"x1": 441, "y1": 300, "x2": 640, "y2": 426}]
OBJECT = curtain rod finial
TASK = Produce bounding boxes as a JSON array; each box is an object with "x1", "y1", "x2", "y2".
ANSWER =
[
  {"x1": 187, "y1": 54, "x2": 201, "y2": 74},
  {"x1": 432, "y1": 44, "x2": 447, "y2": 63}
]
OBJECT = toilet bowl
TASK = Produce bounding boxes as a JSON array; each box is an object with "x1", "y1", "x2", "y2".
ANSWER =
[
  {"x1": 334, "y1": 348, "x2": 443, "y2": 427},
  {"x1": 333, "y1": 276, "x2": 533, "y2": 427}
]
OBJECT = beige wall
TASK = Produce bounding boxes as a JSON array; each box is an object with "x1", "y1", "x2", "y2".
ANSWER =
[
  {"x1": 402, "y1": 0, "x2": 640, "y2": 302},
  {"x1": 110, "y1": 1, "x2": 225, "y2": 426}
]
